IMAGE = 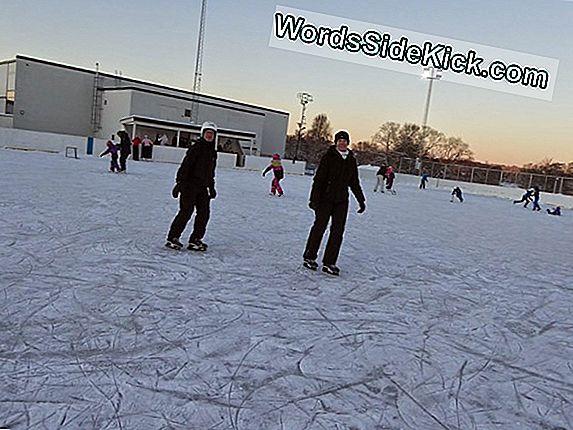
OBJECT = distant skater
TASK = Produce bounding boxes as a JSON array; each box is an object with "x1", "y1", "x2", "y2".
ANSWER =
[
  {"x1": 373, "y1": 165, "x2": 386, "y2": 192},
  {"x1": 513, "y1": 189, "x2": 533, "y2": 207},
  {"x1": 419, "y1": 173, "x2": 429, "y2": 190},
  {"x1": 117, "y1": 130, "x2": 131, "y2": 173},
  {"x1": 262, "y1": 153, "x2": 285, "y2": 196},
  {"x1": 547, "y1": 206, "x2": 561, "y2": 216},
  {"x1": 100, "y1": 136, "x2": 120, "y2": 173},
  {"x1": 531, "y1": 186, "x2": 541, "y2": 211},
  {"x1": 385, "y1": 166, "x2": 396, "y2": 194},
  {"x1": 450, "y1": 186, "x2": 464, "y2": 203}
]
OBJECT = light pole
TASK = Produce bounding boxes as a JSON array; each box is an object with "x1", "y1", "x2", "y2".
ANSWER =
[
  {"x1": 421, "y1": 67, "x2": 442, "y2": 128},
  {"x1": 294, "y1": 92, "x2": 313, "y2": 162}
]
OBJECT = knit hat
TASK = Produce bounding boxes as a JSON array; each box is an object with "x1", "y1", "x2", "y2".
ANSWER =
[
  {"x1": 272, "y1": 153, "x2": 280, "y2": 160},
  {"x1": 334, "y1": 130, "x2": 350, "y2": 144}
]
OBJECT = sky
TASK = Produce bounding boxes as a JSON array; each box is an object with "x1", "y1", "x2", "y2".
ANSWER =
[{"x1": 1, "y1": 0, "x2": 572, "y2": 165}]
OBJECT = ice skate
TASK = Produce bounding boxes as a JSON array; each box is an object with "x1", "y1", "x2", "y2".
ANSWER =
[
  {"x1": 303, "y1": 258, "x2": 318, "y2": 271},
  {"x1": 322, "y1": 264, "x2": 340, "y2": 276},
  {"x1": 188, "y1": 239, "x2": 208, "y2": 252},
  {"x1": 165, "y1": 238, "x2": 183, "y2": 250}
]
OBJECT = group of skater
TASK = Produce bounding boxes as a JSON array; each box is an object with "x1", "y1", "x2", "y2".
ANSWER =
[
  {"x1": 99, "y1": 130, "x2": 132, "y2": 173},
  {"x1": 162, "y1": 120, "x2": 565, "y2": 276},
  {"x1": 164, "y1": 125, "x2": 365, "y2": 276},
  {"x1": 513, "y1": 185, "x2": 561, "y2": 215},
  {"x1": 373, "y1": 165, "x2": 396, "y2": 194}
]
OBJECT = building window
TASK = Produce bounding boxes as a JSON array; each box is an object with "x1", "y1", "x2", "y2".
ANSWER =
[
  {"x1": 184, "y1": 109, "x2": 191, "y2": 118},
  {"x1": 2, "y1": 62, "x2": 16, "y2": 115}
]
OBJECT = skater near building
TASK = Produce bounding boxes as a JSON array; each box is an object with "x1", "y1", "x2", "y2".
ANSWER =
[
  {"x1": 262, "y1": 153, "x2": 285, "y2": 196},
  {"x1": 165, "y1": 121, "x2": 218, "y2": 251},
  {"x1": 513, "y1": 189, "x2": 533, "y2": 207},
  {"x1": 419, "y1": 173, "x2": 429, "y2": 190},
  {"x1": 373, "y1": 165, "x2": 386, "y2": 192},
  {"x1": 141, "y1": 135, "x2": 153, "y2": 160},
  {"x1": 303, "y1": 130, "x2": 366, "y2": 276},
  {"x1": 385, "y1": 166, "x2": 396, "y2": 194},
  {"x1": 100, "y1": 136, "x2": 120, "y2": 173},
  {"x1": 132, "y1": 135, "x2": 141, "y2": 161},
  {"x1": 117, "y1": 130, "x2": 132, "y2": 173},
  {"x1": 531, "y1": 186, "x2": 542, "y2": 211},
  {"x1": 451, "y1": 186, "x2": 464, "y2": 202},
  {"x1": 547, "y1": 206, "x2": 561, "y2": 216}
]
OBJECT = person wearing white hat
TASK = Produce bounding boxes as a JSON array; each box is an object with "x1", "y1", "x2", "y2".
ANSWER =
[{"x1": 166, "y1": 121, "x2": 218, "y2": 251}]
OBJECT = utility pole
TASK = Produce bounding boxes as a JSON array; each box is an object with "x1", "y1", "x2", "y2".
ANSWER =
[
  {"x1": 422, "y1": 66, "x2": 443, "y2": 128},
  {"x1": 191, "y1": 0, "x2": 208, "y2": 124},
  {"x1": 294, "y1": 92, "x2": 313, "y2": 163}
]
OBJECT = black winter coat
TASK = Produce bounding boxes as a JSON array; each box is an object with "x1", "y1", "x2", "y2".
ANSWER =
[
  {"x1": 310, "y1": 145, "x2": 365, "y2": 205},
  {"x1": 176, "y1": 138, "x2": 217, "y2": 190},
  {"x1": 117, "y1": 131, "x2": 132, "y2": 155}
]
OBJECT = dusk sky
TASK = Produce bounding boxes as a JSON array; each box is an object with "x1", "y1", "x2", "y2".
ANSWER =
[{"x1": 2, "y1": 0, "x2": 572, "y2": 165}]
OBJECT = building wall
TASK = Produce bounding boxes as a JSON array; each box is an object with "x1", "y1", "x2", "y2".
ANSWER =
[
  {"x1": 6, "y1": 56, "x2": 289, "y2": 154},
  {"x1": 99, "y1": 90, "x2": 132, "y2": 140},
  {"x1": 13, "y1": 58, "x2": 94, "y2": 136}
]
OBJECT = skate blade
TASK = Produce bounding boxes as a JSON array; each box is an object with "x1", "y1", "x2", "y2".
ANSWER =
[{"x1": 165, "y1": 242, "x2": 182, "y2": 250}]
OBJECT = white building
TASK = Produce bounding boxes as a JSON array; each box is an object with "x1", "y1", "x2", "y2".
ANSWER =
[{"x1": 0, "y1": 55, "x2": 289, "y2": 156}]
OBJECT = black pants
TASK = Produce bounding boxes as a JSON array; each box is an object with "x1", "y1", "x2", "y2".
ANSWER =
[
  {"x1": 119, "y1": 153, "x2": 129, "y2": 171},
  {"x1": 303, "y1": 200, "x2": 348, "y2": 266},
  {"x1": 167, "y1": 187, "x2": 211, "y2": 242},
  {"x1": 132, "y1": 145, "x2": 140, "y2": 161}
]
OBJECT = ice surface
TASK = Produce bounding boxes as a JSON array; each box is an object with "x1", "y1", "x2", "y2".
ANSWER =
[{"x1": 1, "y1": 149, "x2": 572, "y2": 429}]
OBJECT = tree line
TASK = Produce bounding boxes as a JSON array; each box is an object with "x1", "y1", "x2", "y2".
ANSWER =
[{"x1": 284, "y1": 113, "x2": 571, "y2": 177}]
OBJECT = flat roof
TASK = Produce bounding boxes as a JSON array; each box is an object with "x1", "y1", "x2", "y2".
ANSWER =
[
  {"x1": 10, "y1": 55, "x2": 289, "y2": 116},
  {"x1": 121, "y1": 115, "x2": 257, "y2": 138}
]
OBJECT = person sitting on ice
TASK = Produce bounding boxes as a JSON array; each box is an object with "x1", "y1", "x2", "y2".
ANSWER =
[
  {"x1": 450, "y1": 186, "x2": 464, "y2": 203},
  {"x1": 262, "y1": 153, "x2": 285, "y2": 196},
  {"x1": 513, "y1": 189, "x2": 533, "y2": 207},
  {"x1": 546, "y1": 206, "x2": 561, "y2": 216},
  {"x1": 99, "y1": 136, "x2": 120, "y2": 173}
]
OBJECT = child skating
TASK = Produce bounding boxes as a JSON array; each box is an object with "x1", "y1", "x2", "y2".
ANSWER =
[
  {"x1": 547, "y1": 206, "x2": 561, "y2": 216},
  {"x1": 262, "y1": 153, "x2": 285, "y2": 196},
  {"x1": 385, "y1": 165, "x2": 396, "y2": 195},
  {"x1": 513, "y1": 189, "x2": 533, "y2": 207},
  {"x1": 419, "y1": 173, "x2": 429, "y2": 190},
  {"x1": 100, "y1": 136, "x2": 120, "y2": 172}
]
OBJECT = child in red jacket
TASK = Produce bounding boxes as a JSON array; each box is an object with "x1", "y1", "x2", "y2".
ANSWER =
[{"x1": 263, "y1": 154, "x2": 285, "y2": 196}]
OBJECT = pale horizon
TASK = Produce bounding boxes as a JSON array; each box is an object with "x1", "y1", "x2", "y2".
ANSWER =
[{"x1": 2, "y1": 0, "x2": 572, "y2": 166}]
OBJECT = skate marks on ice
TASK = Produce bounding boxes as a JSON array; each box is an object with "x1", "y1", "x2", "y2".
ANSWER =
[{"x1": 1, "y1": 150, "x2": 573, "y2": 428}]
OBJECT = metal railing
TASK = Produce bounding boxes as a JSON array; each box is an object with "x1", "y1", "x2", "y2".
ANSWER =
[{"x1": 395, "y1": 157, "x2": 573, "y2": 195}]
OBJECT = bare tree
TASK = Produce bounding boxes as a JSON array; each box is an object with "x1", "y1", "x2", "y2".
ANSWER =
[
  {"x1": 434, "y1": 136, "x2": 474, "y2": 162},
  {"x1": 307, "y1": 113, "x2": 333, "y2": 143}
]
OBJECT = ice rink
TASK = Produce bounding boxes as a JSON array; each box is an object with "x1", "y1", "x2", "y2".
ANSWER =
[{"x1": 1, "y1": 148, "x2": 572, "y2": 429}]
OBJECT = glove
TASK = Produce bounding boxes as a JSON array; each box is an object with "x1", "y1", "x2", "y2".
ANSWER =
[
  {"x1": 309, "y1": 201, "x2": 318, "y2": 211},
  {"x1": 171, "y1": 183, "x2": 180, "y2": 199},
  {"x1": 357, "y1": 201, "x2": 366, "y2": 214},
  {"x1": 208, "y1": 186, "x2": 217, "y2": 199}
]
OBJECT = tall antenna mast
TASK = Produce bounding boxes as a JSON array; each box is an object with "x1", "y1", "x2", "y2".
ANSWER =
[{"x1": 191, "y1": 0, "x2": 207, "y2": 124}]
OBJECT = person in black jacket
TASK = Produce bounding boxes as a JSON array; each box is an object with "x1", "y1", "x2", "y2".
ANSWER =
[
  {"x1": 165, "y1": 121, "x2": 218, "y2": 251},
  {"x1": 117, "y1": 130, "x2": 132, "y2": 173},
  {"x1": 303, "y1": 130, "x2": 366, "y2": 276}
]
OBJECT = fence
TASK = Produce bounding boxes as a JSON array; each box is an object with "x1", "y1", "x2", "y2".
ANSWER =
[{"x1": 395, "y1": 157, "x2": 573, "y2": 196}]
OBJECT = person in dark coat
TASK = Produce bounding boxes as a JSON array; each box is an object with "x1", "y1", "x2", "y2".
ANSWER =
[
  {"x1": 419, "y1": 173, "x2": 429, "y2": 190},
  {"x1": 303, "y1": 130, "x2": 366, "y2": 276},
  {"x1": 547, "y1": 206, "x2": 561, "y2": 216},
  {"x1": 373, "y1": 165, "x2": 386, "y2": 192},
  {"x1": 117, "y1": 130, "x2": 132, "y2": 172},
  {"x1": 166, "y1": 121, "x2": 218, "y2": 251},
  {"x1": 513, "y1": 189, "x2": 533, "y2": 207},
  {"x1": 450, "y1": 186, "x2": 464, "y2": 202},
  {"x1": 531, "y1": 186, "x2": 542, "y2": 211}
]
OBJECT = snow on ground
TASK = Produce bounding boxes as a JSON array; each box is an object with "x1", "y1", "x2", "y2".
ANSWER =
[{"x1": 1, "y1": 148, "x2": 572, "y2": 430}]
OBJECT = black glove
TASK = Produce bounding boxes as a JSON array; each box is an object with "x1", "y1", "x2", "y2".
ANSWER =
[
  {"x1": 357, "y1": 201, "x2": 366, "y2": 214},
  {"x1": 208, "y1": 186, "x2": 217, "y2": 199},
  {"x1": 171, "y1": 183, "x2": 180, "y2": 199},
  {"x1": 309, "y1": 201, "x2": 318, "y2": 211}
]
